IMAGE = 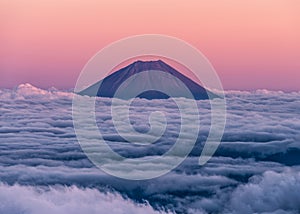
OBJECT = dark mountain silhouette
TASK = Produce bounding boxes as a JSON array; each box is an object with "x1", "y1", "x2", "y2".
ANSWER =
[{"x1": 78, "y1": 60, "x2": 217, "y2": 100}]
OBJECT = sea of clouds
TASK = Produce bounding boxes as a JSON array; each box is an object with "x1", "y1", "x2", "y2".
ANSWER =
[{"x1": 0, "y1": 83, "x2": 300, "y2": 214}]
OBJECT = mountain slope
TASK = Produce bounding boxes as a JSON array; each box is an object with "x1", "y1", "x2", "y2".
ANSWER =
[{"x1": 79, "y1": 60, "x2": 217, "y2": 100}]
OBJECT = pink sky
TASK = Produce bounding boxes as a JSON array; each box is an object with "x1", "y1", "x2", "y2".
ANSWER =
[{"x1": 1, "y1": 0, "x2": 300, "y2": 91}]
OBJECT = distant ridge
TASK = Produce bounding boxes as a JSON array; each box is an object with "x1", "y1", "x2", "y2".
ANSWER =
[{"x1": 79, "y1": 60, "x2": 217, "y2": 100}]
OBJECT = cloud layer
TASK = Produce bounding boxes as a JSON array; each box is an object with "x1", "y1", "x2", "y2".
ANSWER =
[
  {"x1": 0, "y1": 183, "x2": 165, "y2": 214},
  {"x1": 0, "y1": 84, "x2": 300, "y2": 213}
]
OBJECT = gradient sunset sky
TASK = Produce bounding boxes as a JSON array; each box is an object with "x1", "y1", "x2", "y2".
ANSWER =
[{"x1": 1, "y1": 0, "x2": 299, "y2": 91}]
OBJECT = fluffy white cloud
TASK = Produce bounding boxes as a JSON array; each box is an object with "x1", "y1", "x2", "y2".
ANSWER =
[
  {"x1": 228, "y1": 169, "x2": 300, "y2": 214},
  {"x1": 0, "y1": 183, "x2": 166, "y2": 214},
  {"x1": 0, "y1": 84, "x2": 300, "y2": 213}
]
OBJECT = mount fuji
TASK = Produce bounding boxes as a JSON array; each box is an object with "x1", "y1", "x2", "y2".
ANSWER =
[{"x1": 78, "y1": 60, "x2": 217, "y2": 100}]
